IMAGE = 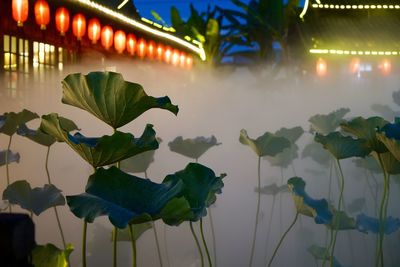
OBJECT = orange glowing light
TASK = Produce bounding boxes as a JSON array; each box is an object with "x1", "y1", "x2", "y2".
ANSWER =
[
  {"x1": 114, "y1": 30, "x2": 126, "y2": 54},
  {"x1": 316, "y1": 58, "x2": 327, "y2": 77},
  {"x1": 179, "y1": 52, "x2": 186, "y2": 68},
  {"x1": 126, "y1": 34, "x2": 137, "y2": 56},
  {"x1": 164, "y1": 46, "x2": 172, "y2": 63},
  {"x1": 171, "y1": 49, "x2": 180, "y2": 66},
  {"x1": 156, "y1": 43, "x2": 164, "y2": 61},
  {"x1": 186, "y1": 56, "x2": 193, "y2": 68},
  {"x1": 88, "y1": 18, "x2": 101, "y2": 44},
  {"x1": 55, "y1": 7, "x2": 70, "y2": 35},
  {"x1": 137, "y1": 38, "x2": 147, "y2": 58},
  {"x1": 101, "y1": 25, "x2": 114, "y2": 50},
  {"x1": 72, "y1": 14, "x2": 86, "y2": 40},
  {"x1": 12, "y1": 0, "x2": 29, "y2": 27},
  {"x1": 380, "y1": 59, "x2": 391, "y2": 75},
  {"x1": 349, "y1": 58, "x2": 360, "y2": 74},
  {"x1": 34, "y1": 0, "x2": 50, "y2": 30},
  {"x1": 147, "y1": 41, "x2": 156, "y2": 59}
]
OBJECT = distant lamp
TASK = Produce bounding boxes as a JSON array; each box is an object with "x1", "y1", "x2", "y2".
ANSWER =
[
  {"x1": 349, "y1": 58, "x2": 360, "y2": 74},
  {"x1": 380, "y1": 59, "x2": 391, "y2": 75},
  {"x1": 316, "y1": 58, "x2": 327, "y2": 77}
]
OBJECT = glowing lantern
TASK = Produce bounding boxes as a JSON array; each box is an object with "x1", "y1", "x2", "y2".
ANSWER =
[
  {"x1": 147, "y1": 41, "x2": 156, "y2": 59},
  {"x1": 88, "y1": 18, "x2": 101, "y2": 44},
  {"x1": 349, "y1": 58, "x2": 360, "y2": 74},
  {"x1": 101, "y1": 25, "x2": 114, "y2": 50},
  {"x1": 114, "y1": 30, "x2": 126, "y2": 54},
  {"x1": 55, "y1": 7, "x2": 70, "y2": 35},
  {"x1": 316, "y1": 58, "x2": 327, "y2": 77},
  {"x1": 156, "y1": 44, "x2": 164, "y2": 61},
  {"x1": 34, "y1": 0, "x2": 50, "y2": 30},
  {"x1": 126, "y1": 34, "x2": 137, "y2": 56},
  {"x1": 379, "y1": 59, "x2": 391, "y2": 75},
  {"x1": 12, "y1": 0, "x2": 29, "y2": 27},
  {"x1": 137, "y1": 38, "x2": 147, "y2": 58},
  {"x1": 164, "y1": 46, "x2": 172, "y2": 63},
  {"x1": 186, "y1": 56, "x2": 193, "y2": 69},
  {"x1": 179, "y1": 52, "x2": 186, "y2": 68},
  {"x1": 171, "y1": 49, "x2": 180, "y2": 66},
  {"x1": 72, "y1": 14, "x2": 86, "y2": 40}
]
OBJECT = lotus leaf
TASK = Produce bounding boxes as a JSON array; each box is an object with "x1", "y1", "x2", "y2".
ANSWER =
[
  {"x1": 371, "y1": 151, "x2": 400, "y2": 175},
  {"x1": 0, "y1": 149, "x2": 20, "y2": 166},
  {"x1": 371, "y1": 104, "x2": 400, "y2": 121},
  {"x1": 61, "y1": 72, "x2": 178, "y2": 128},
  {"x1": 168, "y1": 135, "x2": 221, "y2": 160},
  {"x1": 307, "y1": 245, "x2": 343, "y2": 267},
  {"x1": 347, "y1": 198, "x2": 366, "y2": 214},
  {"x1": 356, "y1": 213, "x2": 400, "y2": 235},
  {"x1": 255, "y1": 183, "x2": 288, "y2": 195},
  {"x1": 287, "y1": 177, "x2": 333, "y2": 224},
  {"x1": 314, "y1": 132, "x2": 370, "y2": 160},
  {"x1": 161, "y1": 163, "x2": 226, "y2": 225},
  {"x1": 40, "y1": 113, "x2": 158, "y2": 168},
  {"x1": 32, "y1": 243, "x2": 73, "y2": 267},
  {"x1": 275, "y1": 126, "x2": 304, "y2": 143},
  {"x1": 264, "y1": 144, "x2": 298, "y2": 168},
  {"x1": 308, "y1": 108, "x2": 350, "y2": 134},
  {"x1": 353, "y1": 156, "x2": 381, "y2": 174},
  {"x1": 2, "y1": 180, "x2": 65, "y2": 216},
  {"x1": 302, "y1": 142, "x2": 331, "y2": 166},
  {"x1": 0, "y1": 109, "x2": 39, "y2": 136},
  {"x1": 341, "y1": 116, "x2": 388, "y2": 153},
  {"x1": 112, "y1": 222, "x2": 152, "y2": 241},
  {"x1": 66, "y1": 166, "x2": 183, "y2": 228},
  {"x1": 239, "y1": 129, "x2": 291, "y2": 157},
  {"x1": 326, "y1": 210, "x2": 356, "y2": 230}
]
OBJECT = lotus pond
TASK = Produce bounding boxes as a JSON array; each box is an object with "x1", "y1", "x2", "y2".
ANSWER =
[{"x1": 1, "y1": 60, "x2": 400, "y2": 267}]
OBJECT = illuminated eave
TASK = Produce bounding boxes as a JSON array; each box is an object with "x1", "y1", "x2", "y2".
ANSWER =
[
  {"x1": 310, "y1": 48, "x2": 400, "y2": 56},
  {"x1": 311, "y1": 4, "x2": 400, "y2": 10},
  {"x1": 73, "y1": 0, "x2": 206, "y2": 61}
]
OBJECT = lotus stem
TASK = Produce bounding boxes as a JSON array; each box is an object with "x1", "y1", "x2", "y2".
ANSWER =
[
  {"x1": 45, "y1": 146, "x2": 67, "y2": 249},
  {"x1": 209, "y1": 207, "x2": 217, "y2": 267},
  {"x1": 200, "y1": 218, "x2": 213, "y2": 267},
  {"x1": 264, "y1": 195, "x2": 276, "y2": 265},
  {"x1": 376, "y1": 153, "x2": 388, "y2": 267},
  {"x1": 279, "y1": 167, "x2": 284, "y2": 235},
  {"x1": 364, "y1": 170, "x2": 377, "y2": 216},
  {"x1": 248, "y1": 157, "x2": 261, "y2": 267},
  {"x1": 190, "y1": 221, "x2": 204, "y2": 267},
  {"x1": 163, "y1": 224, "x2": 171, "y2": 267},
  {"x1": 6, "y1": 135, "x2": 13, "y2": 212},
  {"x1": 113, "y1": 227, "x2": 118, "y2": 267},
  {"x1": 129, "y1": 225, "x2": 137, "y2": 267},
  {"x1": 82, "y1": 221, "x2": 88, "y2": 267},
  {"x1": 322, "y1": 228, "x2": 334, "y2": 267},
  {"x1": 152, "y1": 221, "x2": 164, "y2": 267},
  {"x1": 267, "y1": 212, "x2": 299, "y2": 267}
]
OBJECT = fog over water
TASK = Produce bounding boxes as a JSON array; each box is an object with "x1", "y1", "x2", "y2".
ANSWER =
[{"x1": 1, "y1": 56, "x2": 400, "y2": 267}]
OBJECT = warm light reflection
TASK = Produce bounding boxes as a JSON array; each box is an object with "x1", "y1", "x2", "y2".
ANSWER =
[
  {"x1": 349, "y1": 58, "x2": 360, "y2": 74},
  {"x1": 379, "y1": 59, "x2": 392, "y2": 75},
  {"x1": 316, "y1": 58, "x2": 327, "y2": 77}
]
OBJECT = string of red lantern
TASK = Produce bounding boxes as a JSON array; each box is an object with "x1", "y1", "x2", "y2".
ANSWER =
[
  {"x1": 101, "y1": 25, "x2": 114, "y2": 50},
  {"x1": 126, "y1": 34, "x2": 137, "y2": 56},
  {"x1": 88, "y1": 18, "x2": 101, "y2": 44},
  {"x1": 72, "y1": 14, "x2": 86, "y2": 40},
  {"x1": 114, "y1": 30, "x2": 126, "y2": 54},
  {"x1": 55, "y1": 7, "x2": 70, "y2": 35},
  {"x1": 12, "y1": 0, "x2": 29, "y2": 27},
  {"x1": 34, "y1": 0, "x2": 50, "y2": 30}
]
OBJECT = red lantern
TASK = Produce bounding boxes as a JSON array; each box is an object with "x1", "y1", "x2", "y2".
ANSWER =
[
  {"x1": 164, "y1": 46, "x2": 172, "y2": 63},
  {"x1": 147, "y1": 41, "x2": 156, "y2": 59},
  {"x1": 316, "y1": 58, "x2": 327, "y2": 77},
  {"x1": 34, "y1": 0, "x2": 50, "y2": 30},
  {"x1": 88, "y1": 18, "x2": 101, "y2": 44},
  {"x1": 379, "y1": 59, "x2": 392, "y2": 76},
  {"x1": 126, "y1": 34, "x2": 137, "y2": 56},
  {"x1": 55, "y1": 7, "x2": 70, "y2": 35},
  {"x1": 114, "y1": 30, "x2": 126, "y2": 54},
  {"x1": 12, "y1": 0, "x2": 29, "y2": 27},
  {"x1": 137, "y1": 38, "x2": 147, "y2": 58},
  {"x1": 171, "y1": 49, "x2": 180, "y2": 66},
  {"x1": 72, "y1": 14, "x2": 86, "y2": 40},
  {"x1": 186, "y1": 56, "x2": 193, "y2": 69},
  {"x1": 156, "y1": 43, "x2": 164, "y2": 61},
  {"x1": 101, "y1": 25, "x2": 114, "y2": 50}
]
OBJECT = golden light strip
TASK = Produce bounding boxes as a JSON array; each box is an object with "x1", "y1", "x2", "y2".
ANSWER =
[
  {"x1": 299, "y1": 0, "x2": 310, "y2": 19},
  {"x1": 312, "y1": 4, "x2": 400, "y2": 9},
  {"x1": 117, "y1": 0, "x2": 129, "y2": 9},
  {"x1": 75, "y1": 0, "x2": 206, "y2": 61},
  {"x1": 310, "y1": 49, "x2": 399, "y2": 56}
]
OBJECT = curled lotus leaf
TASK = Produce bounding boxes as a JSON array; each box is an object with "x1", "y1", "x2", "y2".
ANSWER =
[
  {"x1": 287, "y1": 177, "x2": 333, "y2": 224},
  {"x1": 341, "y1": 116, "x2": 388, "y2": 153},
  {"x1": 32, "y1": 243, "x2": 74, "y2": 267},
  {"x1": 275, "y1": 126, "x2": 304, "y2": 143},
  {"x1": 239, "y1": 129, "x2": 291, "y2": 157},
  {"x1": 168, "y1": 135, "x2": 221, "y2": 160},
  {"x1": 113, "y1": 222, "x2": 152, "y2": 242},
  {"x1": 0, "y1": 149, "x2": 20, "y2": 166},
  {"x1": 356, "y1": 213, "x2": 400, "y2": 235},
  {"x1": 376, "y1": 122, "x2": 400, "y2": 164},
  {"x1": 314, "y1": 132, "x2": 371, "y2": 160},
  {"x1": 371, "y1": 104, "x2": 400, "y2": 121},
  {"x1": 3, "y1": 180, "x2": 65, "y2": 216},
  {"x1": 302, "y1": 142, "x2": 331, "y2": 167},
  {"x1": 62, "y1": 71, "x2": 178, "y2": 128},
  {"x1": 264, "y1": 144, "x2": 298, "y2": 168},
  {"x1": 255, "y1": 183, "x2": 288, "y2": 196},
  {"x1": 161, "y1": 163, "x2": 226, "y2": 226},
  {"x1": 372, "y1": 151, "x2": 400, "y2": 175},
  {"x1": 326, "y1": 210, "x2": 356, "y2": 230},
  {"x1": 0, "y1": 109, "x2": 39, "y2": 136},
  {"x1": 308, "y1": 108, "x2": 350, "y2": 134},
  {"x1": 40, "y1": 113, "x2": 158, "y2": 168},
  {"x1": 67, "y1": 166, "x2": 183, "y2": 228}
]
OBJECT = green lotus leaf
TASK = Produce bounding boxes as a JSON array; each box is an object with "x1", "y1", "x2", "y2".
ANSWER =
[
  {"x1": 302, "y1": 142, "x2": 331, "y2": 167},
  {"x1": 371, "y1": 151, "x2": 400, "y2": 175},
  {"x1": 40, "y1": 113, "x2": 158, "y2": 168},
  {"x1": 0, "y1": 149, "x2": 20, "y2": 166},
  {"x1": 264, "y1": 144, "x2": 299, "y2": 168},
  {"x1": 239, "y1": 129, "x2": 291, "y2": 157},
  {"x1": 353, "y1": 156, "x2": 382, "y2": 174},
  {"x1": 32, "y1": 243, "x2": 74, "y2": 267},
  {"x1": 255, "y1": 183, "x2": 288, "y2": 196},
  {"x1": 314, "y1": 132, "x2": 371, "y2": 160},
  {"x1": 112, "y1": 222, "x2": 152, "y2": 242},
  {"x1": 62, "y1": 72, "x2": 178, "y2": 128},
  {"x1": 371, "y1": 104, "x2": 400, "y2": 121},
  {"x1": 275, "y1": 126, "x2": 304, "y2": 143},
  {"x1": 287, "y1": 177, "x2": 332, "y2": 224},
  {"x1": 0, "y1": 109, "x2": 39, "y2": 136},
  {"x1": 161, "y1": 163, "x2": 226, "y2": 226},
  {"x1": 326, "y1": 210, "x2": 356, "y2": 230},
  {"x1": 168, "y1": 135, "x2": 221, "y2": 160},
  {"x1": 307, "y1": 244, "x2": 330, "y2": 261},
  {"x1": 347, "y1": 198, "x2": 366, "y2": 214},
  {"x1": 308, "y1": 108, "x2": 350, "y2": 134},
  {"x1": 2, "y1": 180, "x2": 65, "y2": 216},
  {"x1": 17, "y1": 117, "x2": 79, "y2": 147},
  {"x1": 341, "y1": 116, "x2": 388, "y2": 153},
  {"x1": 67, "y1": 166, "x2": 183, "y2": 228}
]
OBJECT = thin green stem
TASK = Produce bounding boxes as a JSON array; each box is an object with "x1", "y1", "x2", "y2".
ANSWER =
[
  {"x1": 364, "y1": 170, "x2": 377, "y2": 216},
  {"x1": 322, "y1": 228, "x2": 334, "y2": 267},
  {"x1": 82, "y1": 221, "x2": 87, "y2": 267},
  {"x1": 113, "y1": 227, "x2": 118, "y2": 267},
  {"x1": 208, "y1": 208, "x2": 217, "y2": 267},
  {"x1": 376, "y1": 153, "x2": 388, "y2": 267},
  {"x1": 200, "y1": 218, "x2": 213, "y2": 267},
  {"x1": 190, "y1": 221, "x2": 204, "y2": 267},
  {"x1": 152, "y1": 221, "x2": 164, "y2": 267},
  {"x1": 6, "y1": 135, "x2": 13, "y2": 213},
  {"x1": 279, "y1": 167, "x2": 284, "y2": 235},
  {"x1": 248, "y1": 157, "x2": 261, "y2": 267},
  {"x1": 129, "y1": 224, "x2": 137, "y2": 267},
  {"x1": 264, "y1": 196, "x2": 276, "y2": 265},
  {"x1": 163, "y1": 224, "x2": 171, "y2": 267},
  {"x1": 267, "y1": 212, "x2": 299, "y2": 267}
]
